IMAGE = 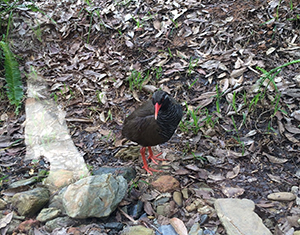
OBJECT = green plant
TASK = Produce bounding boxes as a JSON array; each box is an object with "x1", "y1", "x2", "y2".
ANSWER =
[
  {"x1": 0, "y1": 41, "x2": 23, "y2": 114},
  {"x1": 132, "y1": 16, "x2": 143, "y2": 28},
  {"x1": 154, "y1": 66, "x2": 163, "y2": 80},
  {"x1": 187, "y1": 58, "x2": 199, "y2": 75},
  {"x1": 128, "y1": 70, "x2": 149, "y2": 91},
  {"x1": 128, "y1": 180, "x2": 149, "y2": 193},
  {"x1": 231, "y1": 116, "x2": 245, "y2": 155},
  {"x1": 170, "y1": 18, "x2": 178, "y2": 28},
  {"x1": 188, "y1": 78, "x2": 199, "y2": 89},
  {"x1": 191, "y1": 152, "x2": 206, "y2": 161},
  {"x1": 251, "y1": 60, "x2": 300, "y2": 115}
]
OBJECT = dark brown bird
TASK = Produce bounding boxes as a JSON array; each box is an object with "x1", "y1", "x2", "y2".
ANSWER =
[{"x1": 122, "y1": 90, "x2": 183, "y2": 174}]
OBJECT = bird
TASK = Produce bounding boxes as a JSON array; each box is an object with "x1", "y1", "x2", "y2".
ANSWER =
[{"x1": 122, "y1": 90, "x2": 183, "y2": 175}]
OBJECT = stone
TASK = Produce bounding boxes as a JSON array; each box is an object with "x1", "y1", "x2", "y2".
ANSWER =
[
  {"x1": 189, "y1": 223, "x2": 203, "y2": 235},
  {"x1": 120, "y1": 225, "x2": 154, "y2": 235},
  {"x1": 93, "y1": 167, "x2": 136, "y2": 182},
  {"x1": 267, "y1": 192, "x2": 296, "y2": 201},
  {"x1": 63, "y1": 174, "x2": 127, "y2": 218},
  {"x1": 45, "y1": 217, "x2": 76, "y2": 232},
  {"x1": 9, "y1": 177, "x2": 37, "y2": 188},
  {"x1": 43, "y1": 169, "x2": 76, "y2": 192},
  {"x1": 36, "y1": 207, "x2": 61, "y2": 222},
  {"x1": 214, "y1": 198, "x2": 272, "y2": 235},
  {"x1": 182, "y1": 188, "x2": 189, "y2": 199},
  {"x1": 156, "y1": 203, "x2": 171, "y2": 217},
  {"x1": 173, "y1": 191, "x2": 183, "y2": 206},
  {"x1": 157, "y1": 225, "x2": 178, "y2": 235},
  {"x1": 12, "y1": 187, "x2": 49, "y2": 216},
  {"x1": 151, "y1": 175, "x2": 180, "y2": 193}
]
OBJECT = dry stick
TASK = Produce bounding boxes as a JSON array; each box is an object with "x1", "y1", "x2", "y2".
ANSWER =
[{"x1": 118, "y1": 207, "x2": 138, "y2": 224}]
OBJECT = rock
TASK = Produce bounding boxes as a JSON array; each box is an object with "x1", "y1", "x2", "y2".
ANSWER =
[
  {"x1": 45, "y1": 216, "x2": 76, "y2": 232},
  {"x1": 173, "y1": 191, "x2": 183, "y2": 207},
  {"x1": 120, "y1": 225, "x2": 154, "y2": 235},
  {"x1": 151, "y1": 175, "x2": 180, "y2": 193},
  {"x1": 9, "y1": 177, "x2": 37, "y2": 188},
  {"x1": 186, "y1": 199, "x2": 206, "y2": 212},
  {"x1": 93, "y1": 167, "x2": 136, "y2": 182},
  {"x1": 214, "y1": 198, "x2": 272, "y2": 235},
  {"x1": 12, "y1": 187, "x2": 50, "y2": 216},
  {"x1": 103, "y1": 222, "x2": 124, "y2": 231},
  {"x1": 156, "y1": 203, "x2": 171, "y2": 216},
  {"x1": 43, "y1": 169, "x2": 76, "y2": 192},
  {"x1": 128, "y1": 200, "x2": 144, "y2": 219},
  {"x1": 0, "y1": 198, "x2": 7, "y2": 209},
  {"x1": 48, "y1": 188, "x2": 66, "y2": 213},
  {"x1": 36, "y1": 207, "x2": 61, "y2": 222},
  {"x1": 189, "y1": 223, "x2": 203, "y2": 235},
  {"x1": 63, "y1": 174, "x2": 127, "y2": 218},
  {"x1": 182, "y1": 188, "x2": 189, "y2": 199},
  {"x1": 267, "y1": 192, "x2": 296, "y2": 201},
  {"x1": 157, "y1": 224, "x2": 178, "y2": 235},
  {"x1": 17, "y1": 219, "x2": 39, "y2": 233},
  {"x1": 294, "y1": 231, "x2": 300, "y2": 235}
]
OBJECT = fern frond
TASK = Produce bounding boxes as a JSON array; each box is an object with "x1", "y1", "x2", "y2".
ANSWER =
[{"x1": 0, "y1": 41, "x2": 23, "y2": 114}]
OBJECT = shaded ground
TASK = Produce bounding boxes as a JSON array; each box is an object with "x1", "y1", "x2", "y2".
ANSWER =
[{"x1": 0, "y1": 0, "x2": 300, "y2": 234}]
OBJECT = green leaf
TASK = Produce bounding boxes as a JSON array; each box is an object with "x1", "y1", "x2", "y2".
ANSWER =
[{"x1": 0, "y1": 41, "x2": 23, "y2": 114}]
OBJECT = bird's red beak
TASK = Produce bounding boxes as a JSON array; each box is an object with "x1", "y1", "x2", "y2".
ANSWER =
[{"x1": 154, "y1": 103, "x2": 161, "y2": 120}]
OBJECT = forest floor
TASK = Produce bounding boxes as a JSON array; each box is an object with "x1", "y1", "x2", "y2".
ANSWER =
[{"x1": 1, "y1": 0, "x2": 300, "y2": 234}]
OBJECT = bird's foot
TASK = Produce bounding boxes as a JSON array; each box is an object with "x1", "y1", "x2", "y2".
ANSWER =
[
  {"x1": 142, "y1": 165, "x2": 163, "y2": 175},
  {"x1": 147, "y1": 147, "x2": 165, "y2": 164}
]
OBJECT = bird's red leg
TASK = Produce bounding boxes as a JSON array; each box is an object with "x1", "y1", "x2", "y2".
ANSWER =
[
  {"x1": 147, "y1": 146, "x2": 165, "y2": 164},
  {"x1": 140, "y1": 147, "x2": 162, "y2": 175}
]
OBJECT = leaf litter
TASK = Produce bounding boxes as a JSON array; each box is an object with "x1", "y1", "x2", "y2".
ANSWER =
[{"x1": 0, "y1": 0, "x2": 299, "y2": 234}]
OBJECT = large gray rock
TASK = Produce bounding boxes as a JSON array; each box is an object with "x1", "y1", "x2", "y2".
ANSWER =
[
  {"x1": 214, "y1": 198, "x2": 272, "y2": 235},
  {"x1": 12, "y1": 187, "x2": 50, "y2": 216},
  {"x1": 63, "y1": 174, "x2": 127, "y2": 218}
]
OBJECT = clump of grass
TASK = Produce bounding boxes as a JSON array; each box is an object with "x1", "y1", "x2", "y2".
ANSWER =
[{"x1": 128, "y1": 70, "x2": 149, "y2": 91}]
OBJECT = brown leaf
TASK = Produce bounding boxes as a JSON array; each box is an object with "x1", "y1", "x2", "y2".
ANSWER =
[
  {"x1": 226, "y1": 164, "x2": 240, "y2": 179},
  {"x1": 0, "y1": 212, "x2": 13, "y2": 229},
  {"x1": 143, "y1": 201, "x2": 155, "y2": 216},
  {"x1": 169, "y1": 217, "x2": 188, "y2": 235},
  {"x1": 222, "y1": 186, "x2": 245, "y2": 198},
  {"x1": 263, "y1": 152, "x2": 288, "y2": 164}
]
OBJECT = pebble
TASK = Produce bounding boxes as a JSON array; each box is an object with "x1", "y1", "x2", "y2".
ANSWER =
[
  {"x1": 156, "y1": 203, "x2": 171, "y2": 216},
  {"x1": 186, "y1": 199, "x2": 205, "y2": 212},
  {"x1": 157, "y1": 224, "x2": 178, "y2": 235},
  {"x1": 189, "y1": 223, "x2": 203, "y2": 235},
  {"x1": 36, "y1": 207, "x2": 61, "y2": 222},
  {"x1": 9, "y1": 177, "x2": 37, "y2": 188},
  {"x1": 267, "y1": 192, "x2": 296, "y2": 201},
  {"x1": 173, "y1": 191, "x2": 183, "y2": 207},
  {"x1": 151, "y1": 175, "x2": 180, "y2": 193},
  {"x1": 45, "y1": 216, "x2": 76, "y2": 232},
  {"x1": 182, "y1": 188, "x2": 189, "y2": 199},
  {"x1": 103, "y1": 222, "x2": 124, "y2": 231},
  {"x1": 120, "y1": 225, "x2": 154, "y2": 235},
  {"x1": 128, "y1": 200, "x2": 144, "y2": 219}
]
